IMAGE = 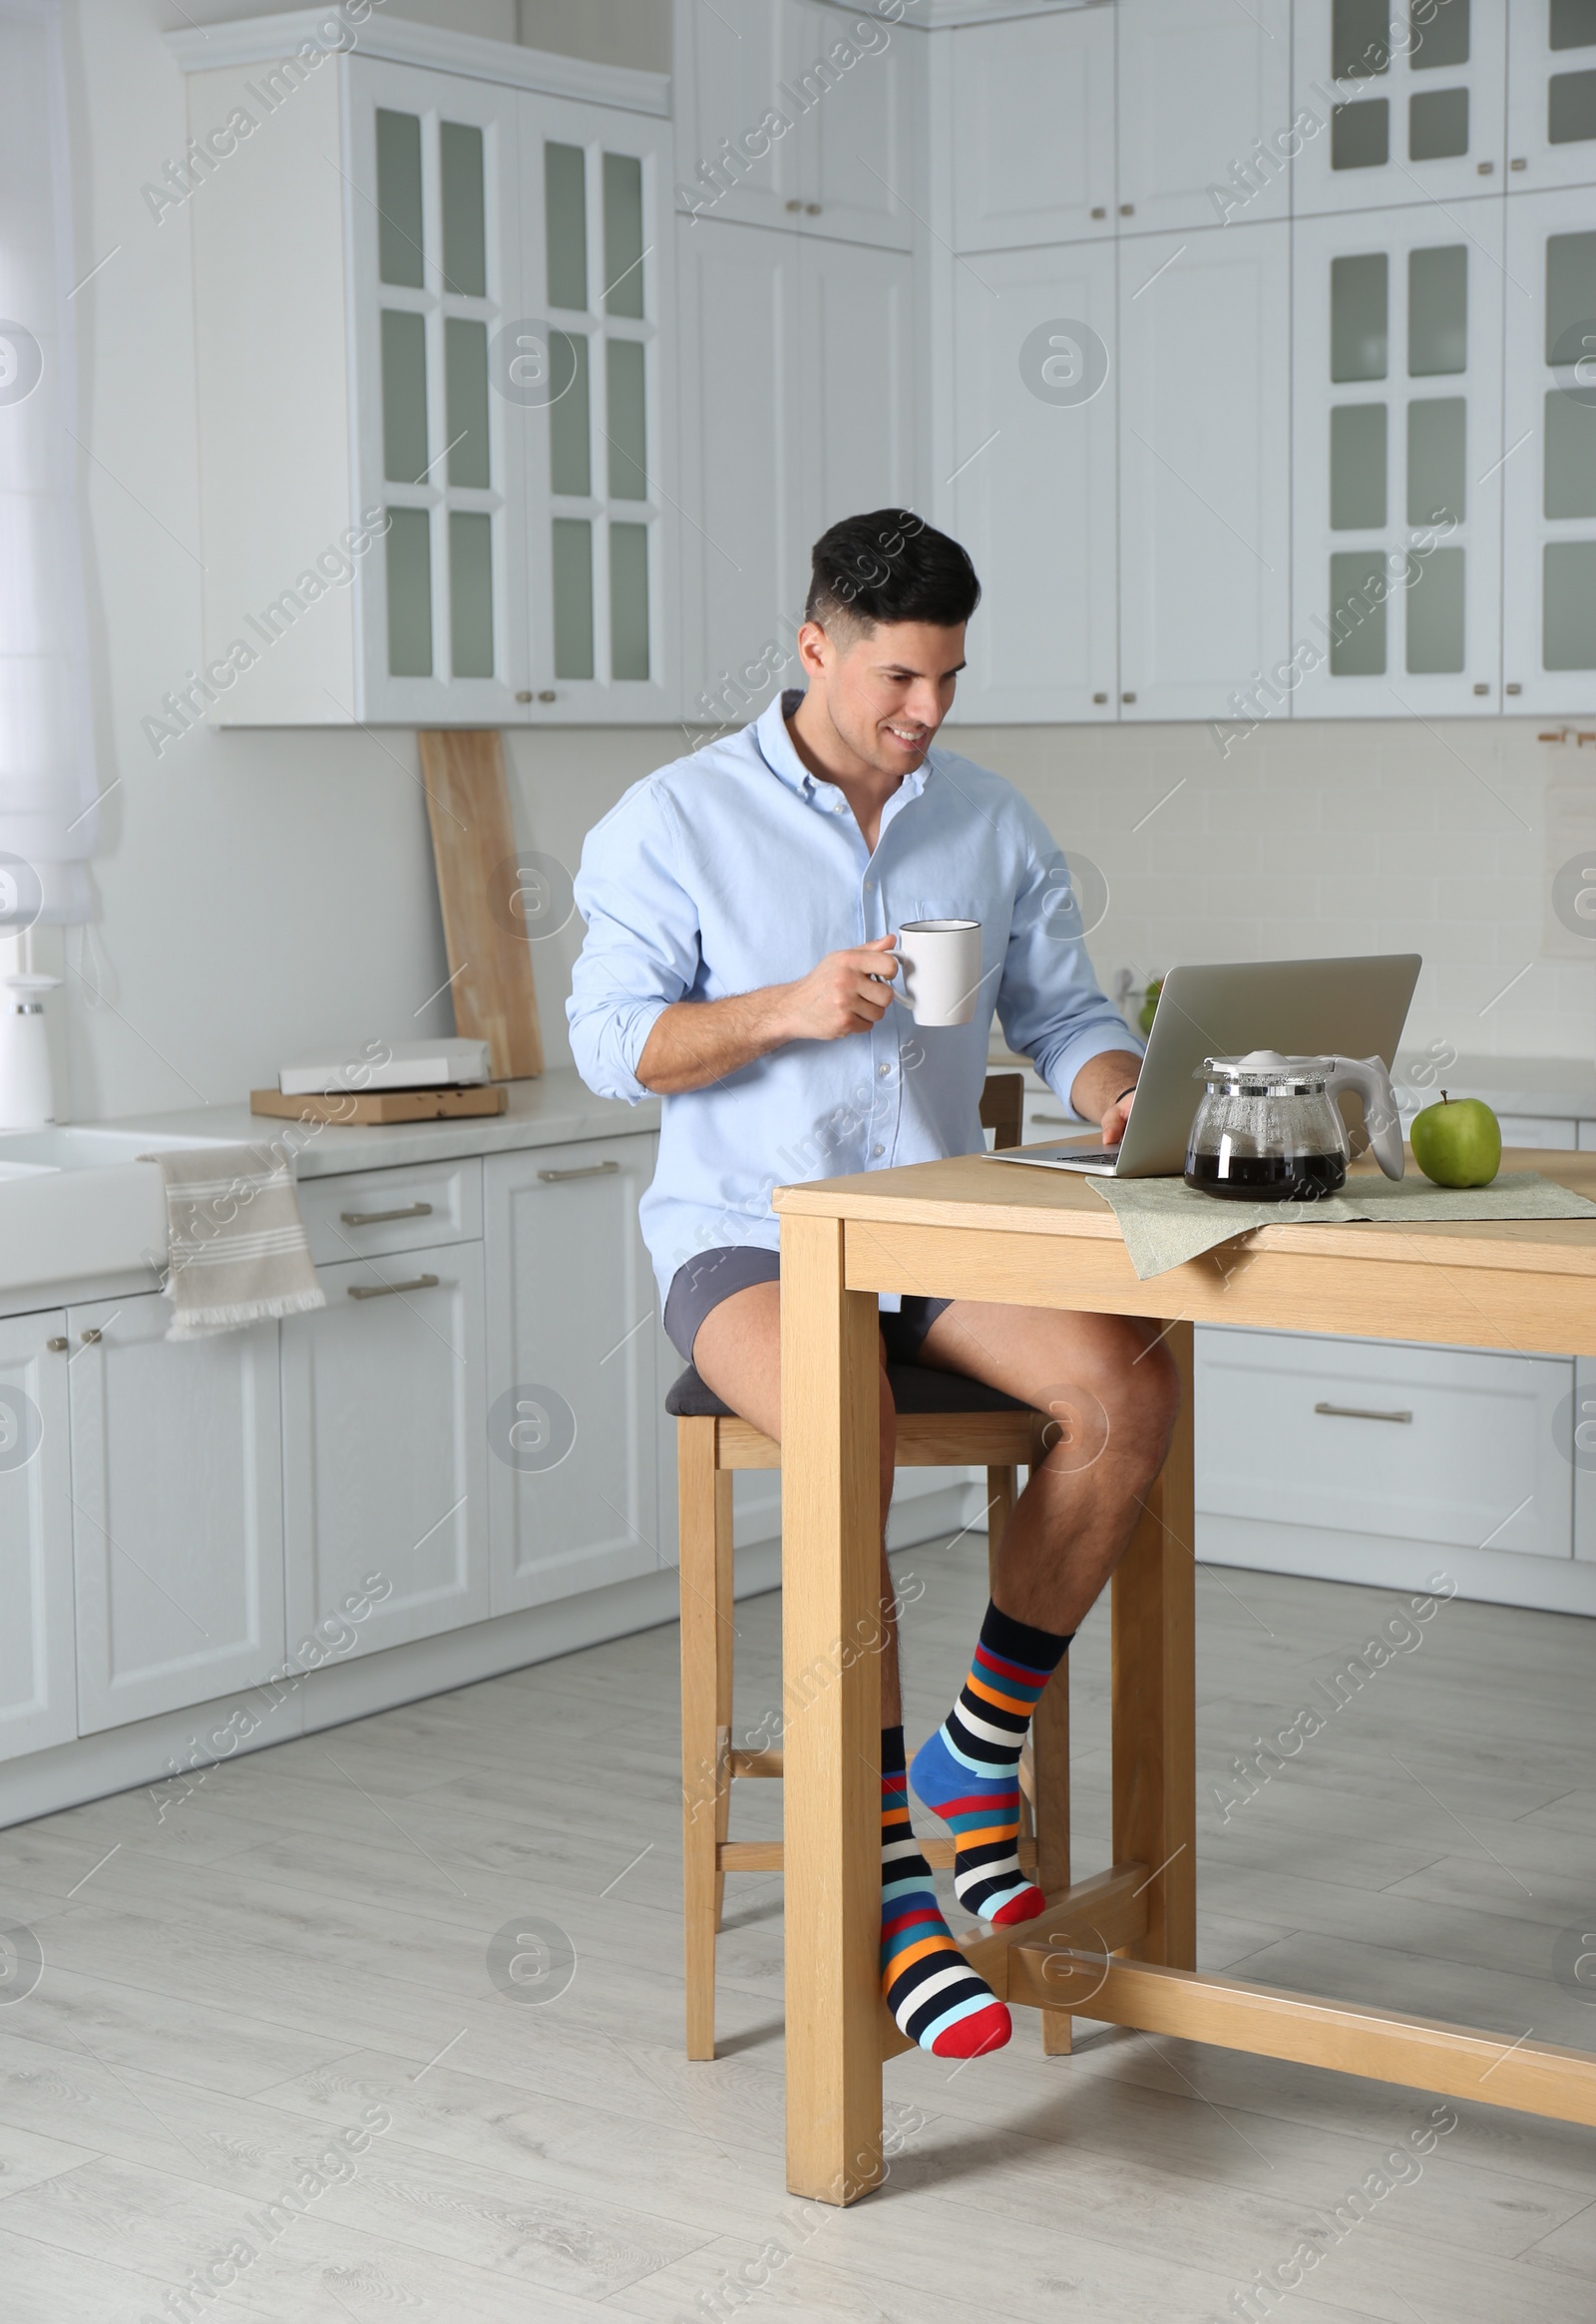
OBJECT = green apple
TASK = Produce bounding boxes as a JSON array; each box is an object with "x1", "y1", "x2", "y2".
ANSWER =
[{"x1": 1409, "y1": 1091, "x2": 1501, "y2": 1188}]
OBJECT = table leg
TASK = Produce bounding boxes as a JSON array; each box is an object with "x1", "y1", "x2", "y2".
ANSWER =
[
  {"x1": 780, "y1": 1214, "x2": 884, "y2": 2204},
  {"x1": 1111, "y1": 1319, "x2": 1196, "y2": 1971}
]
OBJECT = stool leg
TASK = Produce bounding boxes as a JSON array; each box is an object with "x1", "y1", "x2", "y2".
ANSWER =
[
  {"x1": 680, "y1": 1418, "x2": 732, "y2": 2061},
  {"x1": 713, "y1": 1464, "x2": 736, "y2": 1933},
  {"x1": 989, "y1": 1461, "x2": 1072, "y2": 2055}
]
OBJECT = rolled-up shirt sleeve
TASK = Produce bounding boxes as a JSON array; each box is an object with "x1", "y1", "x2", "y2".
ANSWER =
[
  {"x1": 997, "y1": 815, "x2": 1143, "y2": 1117},
  {"x1": 568, "y1": 779, "x2": 701, "y2": 1104}
]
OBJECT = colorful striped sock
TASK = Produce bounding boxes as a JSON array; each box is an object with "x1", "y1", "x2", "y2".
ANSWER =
[
  {"x1": 910, "y1": 1602, "x2": 1072, "y2": 1926},
  {"x1": 880, "y1": 1726, "x2": 1010, "y2": 2059}
]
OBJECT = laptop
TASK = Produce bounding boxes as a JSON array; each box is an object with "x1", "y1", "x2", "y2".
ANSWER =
[{"x1": 987, "y1": 954, "x2": 1421, "y2": 1179}]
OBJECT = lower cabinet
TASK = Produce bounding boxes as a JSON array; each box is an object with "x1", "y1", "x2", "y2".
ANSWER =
[
  {"x1": 1197, "y1": 1326, "x2": 1575, "y2": 1561},
  {"x1": 281, "y1": 1244, "x2": 491, "y2": 1661},
  {"x1": 484, "y1": 1136, "x2": 661, "y2": 1611},
  {"x1": 69, "y1": 1292, "x2": 285, "y2": 1735},
  {"x1": 0, "y1": 1310, "x2": 75, "y2": 1761}
]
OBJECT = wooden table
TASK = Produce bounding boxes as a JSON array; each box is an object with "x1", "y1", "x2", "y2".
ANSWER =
[{"x1": 771, "y1": 1148, "x2": 1596, "y2": 2205}]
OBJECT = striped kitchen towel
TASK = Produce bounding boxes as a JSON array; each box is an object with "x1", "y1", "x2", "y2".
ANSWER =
[{"x1": 143, "y1": 1142, "x2": 325, "y2": 1340}]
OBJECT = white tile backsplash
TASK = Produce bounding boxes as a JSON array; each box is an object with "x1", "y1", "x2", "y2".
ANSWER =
[{"x1": 947, "y1": 715, "x2": 1596, "y2": 1065}]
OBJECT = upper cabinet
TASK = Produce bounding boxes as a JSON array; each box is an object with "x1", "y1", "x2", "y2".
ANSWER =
[
  {"x1": 1508, "y1": 0, "x2": 1596, "y2": 191},
  {"x1": 673, "y1": 0, "x2": 917, "y2": 248},
  {"x1": 183, "y1": 36, "x2": 676, "y2": 725},
  {"x1": 1291, "y1": 200, "x2": 1505, "y2": 715},
  {"x1": 1293, "y1": 0, "x2": 1508, "y2": 215},
  {"x1": 1117, "y1": 0, "x2": 1293, "y2": 232},
  {"x1": 1501, "y1": 188, "x2": 1596, "y2": 713},
  {"x1": 950, "y1": 6, "x2": 1115, "y2": 248},
  {"x1": 1118, "y1": 222, "x2": 1292, "y2": 719}
]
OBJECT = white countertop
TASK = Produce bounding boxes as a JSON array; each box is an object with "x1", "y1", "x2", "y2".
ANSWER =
[{"x1": 102, "y1": 1066, "x2": 659, "y2": 1179}]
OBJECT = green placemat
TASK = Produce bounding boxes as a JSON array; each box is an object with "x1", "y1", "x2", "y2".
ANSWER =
[{"x1": 1090, "y1": 1170, "x2": 1596, "y2": 1282}]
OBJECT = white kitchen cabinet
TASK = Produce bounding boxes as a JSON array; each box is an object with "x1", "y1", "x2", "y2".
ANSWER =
[
  {"x1": 1291, "y1": 199, "x2": 1506, "y2": 717},
  {"x1": 1293, "y1": 0, "x2": 1507, "y2": 217},
  {"x1": 281, "y1": 1244, "x2": 490, "y2": 1661},
  {"x1": 1117, "y1": 0, "x2": 1293, "y2": 233},
  {"x1": 182, "y1": 33, "x2": 675, "y2": 725},
  {"x1": 1576, "y1": 1357, "x2": 1596, "y2": 1560},
  {"x1": 1117, "y1": 221, "x2": 1292, "y2": 721},
  {"x1": 0, "y1": 1313, "x2": 75, "y2": 1761},
  {"x1": 1508, "y1": 0, "x2": 1596, "y2": 193},
  {"x1": 673, "y1": 0, "x2": 915, "y2": 248},
  {"x1": 1501, "y1": 185, "x2": 1596, "y2": 715},
  {"x1": 485, "y1": 1136, "x2": 661, "y2": 1612},
  {"x1": 1197, "y1": 1326, "x2": 1574, "y2": 1561},
  {"x1": 676, "y1": 217, "x2": 914, "y2": 722},
  {"x1": 949, "y1": 6, "x2": 1115, "y2": 250},
  {"x1": 69, "y1": 1294, "x2": 285, "y2": 1736},
  {"x1": 942, "y1": 239, "x2": 1118, "y2": 724}
]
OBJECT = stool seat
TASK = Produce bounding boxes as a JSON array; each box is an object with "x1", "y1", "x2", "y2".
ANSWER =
[{"x1": 666, "y1": 1360, "x2": 1032, "y2": 1420}]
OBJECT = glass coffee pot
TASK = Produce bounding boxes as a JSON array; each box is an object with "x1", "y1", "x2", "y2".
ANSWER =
[{"x1": 1184, "y1": 1050, "x2": 1405, "y2": 1202}]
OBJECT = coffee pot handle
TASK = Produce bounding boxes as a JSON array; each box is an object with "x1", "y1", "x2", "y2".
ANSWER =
[{"x1": 1326, "y1": 1056, "x2": 1405, "y2": 1181}]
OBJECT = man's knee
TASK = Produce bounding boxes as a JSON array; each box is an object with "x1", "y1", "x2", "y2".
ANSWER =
[{"x1": 1107, "y1": 1331, "x2": 1181, "y2": 1473}]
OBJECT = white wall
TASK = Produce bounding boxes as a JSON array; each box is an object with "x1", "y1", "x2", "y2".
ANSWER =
[{"x1": 26, "y1": 0, "x2": 1592, "y2": 1125}]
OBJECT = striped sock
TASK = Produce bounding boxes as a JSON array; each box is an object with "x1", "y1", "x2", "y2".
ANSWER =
[
  {"x1": 910, "y1": 1602, "x2": 1071, "y2": 1926},
  {"x1": 880, "y1": 1726, "x2": 1010, "y2": 2059}
]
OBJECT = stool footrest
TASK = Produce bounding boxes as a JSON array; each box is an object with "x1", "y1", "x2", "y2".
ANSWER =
[
  {"x1": 716, "y1": 1835, "x2": 1038, "y2": 1874},
  {"x1": 729, "y1": 1749, "x2": 784, "y2": 1777}
]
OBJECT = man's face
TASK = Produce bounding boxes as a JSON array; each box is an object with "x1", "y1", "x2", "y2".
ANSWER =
[{"x1": 799, "y1": 617, "x2": 966, "y2": 778}]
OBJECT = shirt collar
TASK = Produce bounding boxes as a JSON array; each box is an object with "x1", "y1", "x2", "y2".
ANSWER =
[{"x1": 752, "y1": 688, "x2": 934, "y2": 811}]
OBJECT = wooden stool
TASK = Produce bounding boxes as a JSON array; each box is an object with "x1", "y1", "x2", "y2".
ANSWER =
[{"x1": 671, "y1": 1072, "x2": 1073, "y2": 2060}]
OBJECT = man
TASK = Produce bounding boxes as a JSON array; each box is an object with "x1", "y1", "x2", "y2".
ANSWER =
[{"x1": 570, "y1": 511, "x2": 1179, "y2": 2060}]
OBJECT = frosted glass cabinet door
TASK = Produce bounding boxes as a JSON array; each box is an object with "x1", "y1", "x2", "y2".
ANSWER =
[
  {"x1": 346, "y1": 57, "x2": 531, "y2": 725},
  {"x1": 0, "y1": 1311, "x2": 75, "y2": 1761},
  {"x1": 1501, "y1": 186, "x2": 1596, "y2": 713},
  {"x1": 1293, "y1": 0, "x2": 1508, "y2": 216},
  {"x1": 942, "y1": 241, "x2": 1118, "y2": 723},
  {"x1": 484, "y1": 1139, "x2": 660, "y2": 1613},
  {"x1": 1508, "y1": 0, "x2": 1596, "y2": 190},
  {"x1": 1117, "y1": 0, "x2": 1293, "y2": 233},
  {"x1": 521, "y1": 92, "x2": 678, "y2": 720},
  {"x1": 1291, "y1": 201, "x2": 1506, "y2": 716},
  {"x1": 1118, "y1": 222, "x2": 1292, "y2": 720},
  {"x1": 69, "y1": 1295, "x2": 285, "y2": 1735},
  {"x1": 949, "y1": 8, "x2": 1115, "y2": 250}
]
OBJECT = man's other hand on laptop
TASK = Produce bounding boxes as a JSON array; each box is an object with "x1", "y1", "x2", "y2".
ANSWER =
[{"x1": 1067, "y1": 1050, "x2": 1142, "y2": 1148}]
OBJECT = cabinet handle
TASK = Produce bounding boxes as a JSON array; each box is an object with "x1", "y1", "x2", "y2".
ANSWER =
[
  {"x1": 46, "y1": 1337, "x2": 68, "y2": 1353},
  {"x1": 80, "y1": 1328, "x2": 103, "y2": 1345},
  {"x1": 347, "y1": 1273, "x2": 440, "y2": 1301},
  {"x1": 1091, "y1": 205, "x2": 1107, "y2": 220},
  {"x1": 786, "y1": 197, "x2": 803, "y2": 211},
  {"x1": 339, "y1": 1201, "x2": 434, "y2": 1227},
  {"x1": 1510, "y1": 157, "x2": 1526, "y2": 171},
  {"x1": 1505, "y1": 682, "x2": 1522, "y2": 695},
  {"x1": 805, "y1": 201, "x2": 822, "y2": 215},
  {"x1": 1119, "y1": 202, "x2": 1134, "y2": 215},
  {"x1": 1314, "y1": 1400, "x2": 1412, "y2": 1424},
  {"x1": 538, "y1": 1159, "x2": 620, "y2": 1184},
  {"x1": 1122, "y1": 691, "x2": 1137, "y2": 704}
]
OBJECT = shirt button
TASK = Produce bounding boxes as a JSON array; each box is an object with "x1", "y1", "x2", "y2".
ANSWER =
[
  {"x1": 872, "y1": 1143, "x2": 885, "y2": 1158},
  {"x1": 878, "y1": 1063, "x2": 891, "y2": 1077}
]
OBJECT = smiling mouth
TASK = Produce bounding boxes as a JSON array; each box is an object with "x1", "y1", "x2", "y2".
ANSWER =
[{"x1": 884, "y1": 723, "x2": 927, "y2": 747}]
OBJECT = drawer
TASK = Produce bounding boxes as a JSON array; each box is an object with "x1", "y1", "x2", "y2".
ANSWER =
[
  {"x1": 1195, "y1": 1327, "x2": 1574, "y2": 1559},
  {"x1": 296, "y1": 1157, "x2": 483, "y2": 1267}
]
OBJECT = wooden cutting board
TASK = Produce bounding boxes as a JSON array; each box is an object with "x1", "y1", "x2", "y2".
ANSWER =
[
  {"x1": 418, "y1": 729, "x2": 544, "y2": 1080},
  {"x1": 250, "y1": 1085, "x2": 508, "y2": 1124}
]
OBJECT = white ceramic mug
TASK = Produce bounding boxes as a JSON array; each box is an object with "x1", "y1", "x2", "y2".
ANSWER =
[{"x1": 893, "y1": 919, "x2": 983, "y2": 1027}]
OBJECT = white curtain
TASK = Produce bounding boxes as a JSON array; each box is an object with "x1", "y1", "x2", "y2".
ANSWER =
[{"x1": 0, "y1": 0, "x2": 99, "y2": 928}]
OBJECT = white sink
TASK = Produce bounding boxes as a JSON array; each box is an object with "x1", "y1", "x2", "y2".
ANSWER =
[{"x1": 0, "y1": 1126, "x2": 239, "y2": 1299}]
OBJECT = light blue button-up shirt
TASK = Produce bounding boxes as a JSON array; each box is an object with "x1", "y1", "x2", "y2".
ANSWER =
[{"x1": 569, "y1": 690, "x2": 1138, "y2": 1309}]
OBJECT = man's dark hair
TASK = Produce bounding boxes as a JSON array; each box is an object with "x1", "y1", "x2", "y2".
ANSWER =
[{"x1": 805, "y1": 509, "x2": 981, "y2": 635}]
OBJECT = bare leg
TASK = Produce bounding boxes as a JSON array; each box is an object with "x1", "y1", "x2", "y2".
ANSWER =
[
  {"x1": 918, "y1": 1302, "x2": 1181, "y2": 1634},
  {"x1": 691, "y1": 1282, "x2": 906, "y2": 1725}
]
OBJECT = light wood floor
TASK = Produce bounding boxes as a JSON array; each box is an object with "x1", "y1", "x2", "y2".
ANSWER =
[{"x1": 1, "y1": 1534, "x2": 1593, "y2": 2323}]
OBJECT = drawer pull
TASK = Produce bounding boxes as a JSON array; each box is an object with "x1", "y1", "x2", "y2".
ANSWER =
[
  {"x1": 538, "y1": 1160, "x2": 620, "y2": 1184},
  {"x1": 347, "y1": 1273, "x2": 440, "y2": 1301},
  {"x1": 339, "y1": 1201, "x2": 434, "y2": 1227},
  {"x1": 1314, "y1": 1400, "x2": 1412, "y2": 1424}
]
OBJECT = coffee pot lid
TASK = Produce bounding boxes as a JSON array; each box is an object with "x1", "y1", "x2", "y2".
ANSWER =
[{"x1": 1196, "y1": 1048, "x2": 1333, "y2": 1095}]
